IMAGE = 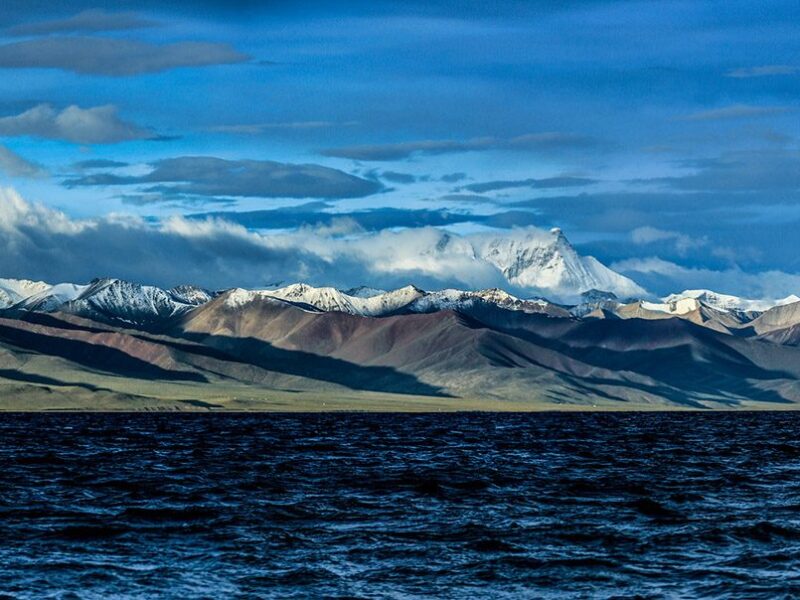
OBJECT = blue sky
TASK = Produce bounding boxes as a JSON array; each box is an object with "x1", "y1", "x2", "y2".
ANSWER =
[{"x1": 0, "y1": 0, "x2": 798, "y2": 296}]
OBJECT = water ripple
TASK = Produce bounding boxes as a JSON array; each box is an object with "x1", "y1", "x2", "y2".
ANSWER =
[{"x1": 1, "y1": 412, "x2": 800, "y2": 598}]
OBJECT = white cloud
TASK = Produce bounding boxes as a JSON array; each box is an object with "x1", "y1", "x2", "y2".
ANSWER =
[
  {"x1": 679, "y1": 104, "x2": 794, "y2": 121},
  {"x1": 0, "y1": 104, "x2": 152, "y2": 144},
  {"x1": 613, "y1": 257, "x2": 800, "y2": 299},
  {"x1": 0, "y1": 187, "x2": 512, "y2": 293},
  {"x1": 0, "y1": 145, "x2": 46, "y2": 178},
  {"x1": 8, "y1": 9, "x2": 156, "y2": 36},
  {"x1": 630, "y1": 226, "x2": 706, "y2": 255},
  {"x1": 322, "y1": 132, "x2": 596, "y2": 161},
  {"x1": 0, "y1": 37, "x2": 247, "y2": 76},
  {"x1": 65, "y1": 156, "x2": 383, "y2": 199},
  {"x1": 209, "y1": 121, "x2": 358, "y2": 135},
  {"x1": 10, "y1": 187, "x2": 791, "y2": 301},
  {"x1": 726, "y1": 65, "x2": 799, "y2": 78}
]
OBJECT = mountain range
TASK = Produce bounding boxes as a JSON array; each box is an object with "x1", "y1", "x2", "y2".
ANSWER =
[
  {"x1": 1, "y1": 266, "x2": 800, "y2": 410},
  {"x1": 0, "y1": 226, "x2": 797, "y2": 410}
]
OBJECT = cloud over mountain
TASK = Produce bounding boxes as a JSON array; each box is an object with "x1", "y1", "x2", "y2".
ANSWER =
[
  {"x1": 0, "y1": 187, "x2": 637, "y2": 299},
  {"x1": 613, "y1": 257, "x2": 800, "y2": 299}
]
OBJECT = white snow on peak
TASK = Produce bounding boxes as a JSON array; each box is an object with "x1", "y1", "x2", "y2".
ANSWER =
[
  {"x1": 466, "y1": 228, "x2": 645, "y2": 300},
  {"x1": 0, "y1": 278, "x2": 52, "y2": 308},
  {"x1": 641, "y1": 297, "x2": 701, "y2": 315},
  {"x1": 53, "y1": 278, "x2": 213, "y2": 324},
  {"x1": 275, "y1": 283, "x2": 424, "y2": 316},
  {"x1": 0, "y1": 272, "x2": 796, "y2": 328},
  {"x1": 0, "y1": 277, "x2": 214, "y2": 323},
  {"x1": 661, "y1": 289, "x2": 800, "y2": 314},
  {"x1": 407, "y1": 288, "x2": 551, "y2": 314},
  {"x1": 170, "y1": 285, "x2": 214, "y2": 306},
  {"x1": 344, "y1": 286, "x2": 387, "y2": 299},
  {"x1": 223, "y1": 284, "x2": 425, "y2": 316},
  {"x1": 220, "y1": 283, "x2": 557, "y2": 317},
  {"x1": 16, "y1": 282, "x2": 89, "y2": 311},
  {"x1": 223, "y1": 288, "x2": 271, "y2": 309}
]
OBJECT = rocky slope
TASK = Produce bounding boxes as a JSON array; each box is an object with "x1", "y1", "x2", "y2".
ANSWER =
[{"x1": 0, "y1": 278, "x2": 799, "y2": 409}]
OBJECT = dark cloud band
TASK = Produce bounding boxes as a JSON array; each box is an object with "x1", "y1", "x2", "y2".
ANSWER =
[
  {"x1": 64, "y1": 156, "x2": 384, "y2": 199},
  {"x1": 0, "y1": 37, "x2": 248, "y2": 76}
]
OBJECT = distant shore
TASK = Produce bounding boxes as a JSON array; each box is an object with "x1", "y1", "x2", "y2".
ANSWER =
[{"x1": 0, "y1": 386, "x2": 795, "y2": 413}]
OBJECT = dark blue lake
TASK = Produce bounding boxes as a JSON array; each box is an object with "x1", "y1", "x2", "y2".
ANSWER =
[{"x1": 1, "y1": 412, "x2": 800, "y2": 598}]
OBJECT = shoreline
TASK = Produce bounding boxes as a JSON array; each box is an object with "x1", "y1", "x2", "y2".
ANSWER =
[{"x1": 2, "y1": 403, "x2": 798, "y2": 413}]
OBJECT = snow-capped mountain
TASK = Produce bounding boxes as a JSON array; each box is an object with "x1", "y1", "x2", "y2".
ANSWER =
[
  {"x1": 406, "y1": 288, "x2": 562, "y2": 316},
  {"x1": 56, "y1": 279, "x2": 215, "y2": 326},
  {"x1": 16, "y1": 283, "x2": 89, "y2": 312},
  {"x1": 1, "y1": 274, "x2": 798, "y2": 337},
  {"x1": 623, "y1": 289, "x2": 800, "y2": 322},
  {"x1": 0, "y1": 227, "x2": 643, "y2": 313},
  {"x1": 225, "y1": 283, "x2": 425, "y2": 316},
  {"x1": 569, "y1": 290, "x2": 622, "y2": 317},
  {"x1": 344, "y1": 286, "x2": 389, "y2": 299},
  {"x1": 0, "y1": 278, "x2": 53, "y2": 309},
  {"x1": 169, "y1": 285, "x2": 216, "y2": 306},
  {"x1": 0, "y1": 278, "x2": 216, "y2": 327},
  {"x1": 662, "y1": 289, "x2": 800, "y2": 314},
  {"x1": 433, "y1": 227, "x2": 645, "y2": 300},
  {"x1": 224, "y1": 283, "x2": 570, "y2": 318}
]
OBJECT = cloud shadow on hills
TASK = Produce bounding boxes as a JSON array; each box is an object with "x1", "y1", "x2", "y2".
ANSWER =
[
  {"x1": 457, "y1": 307, "x2": 797, "y2": 406},
  {"x1": 2, "y1": 311, "x2": 449, "y2": 398},
  {"x1": 0, "y1": 322, "x2": 207, "y2": 383},
  {"x1": 178, "y1": 332, "x2": 450, "y2": 397}
]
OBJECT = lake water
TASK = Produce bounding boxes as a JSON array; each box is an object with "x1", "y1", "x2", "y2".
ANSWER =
[{"x1": 1, "y1": 412, "x2": 799, "y2": 598}]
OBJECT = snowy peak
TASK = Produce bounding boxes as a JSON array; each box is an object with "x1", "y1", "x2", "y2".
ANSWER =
[
  {"x1": 219, "y1": 283, "x2": 567, "y2": 318},
  {"x1": 16, "y1": 283, "x2": 89, "y2": 312},
  {"x1": 228, "y1": 283, "x2": 426, "y2": 317},
  {"x1": 0, "y1": 278, "x2": 53, "y2": 308},
  {"x1": 344, "y1": 286, "x2": 389, "y2": 299},
  {"x1": 1, "y1": 274, "x2": 798, "y2": 338},
  {"x1": 570, "y1": 289, "x2": 622, "y2": 317},
  {"x1": 407, "y1": 287, "x2": 561, "y2": 316},
  {"x1": 0, "y1": 278, "x2": 217, "y2": 327},
  {"x1": 470, "y1": 228, "x2": 645, "y2": 300},
  {"x1": 267, "y1": 284, "x2": 366, "y2": 314},
  {"x1": 415, "y1": 227, "x2": 637, "y2": 300},
  {"x1": 662, "y1": 289, "x2": 800, "y2": 314},
  {"x1": 59, "y1": 278, "x2": 215, "y2": 326},
  {"x1": 169, "y1": 285, "x2": 215, "y2": 306},
  {"x1": 641, "y1": 297, "x2": 702, "y2": 316}
]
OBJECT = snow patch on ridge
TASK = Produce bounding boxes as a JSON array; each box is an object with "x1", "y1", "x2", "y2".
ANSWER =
[
  {"x1": 662, "y1": 289, "x2": 800, "y2": 314},
  {"x1": 226, "y1": 283, "x2": 425, "y2": 316},
  {"x1": 0, "y1": 278, "x2": 52, "y2": 308}
]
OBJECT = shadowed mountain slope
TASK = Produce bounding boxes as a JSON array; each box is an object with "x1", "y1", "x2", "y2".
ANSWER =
[
  {"x1": 0, "y1": 280, "x2": 799, "y2": 409},
  {"x1": 171, "y1": 291, "x2": 800, "y2": 408},
  {"x1": 0, "y1": 310, "x2": 445, "y2": 398}
]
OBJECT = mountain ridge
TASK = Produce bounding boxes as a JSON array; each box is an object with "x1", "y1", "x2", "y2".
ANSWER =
[
  {"x1": 1, "y1": 275, "x2": 800, "y2": 410},
  {"x1": 1, "y1": 276, "x2": 798, "y2": 332}
]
